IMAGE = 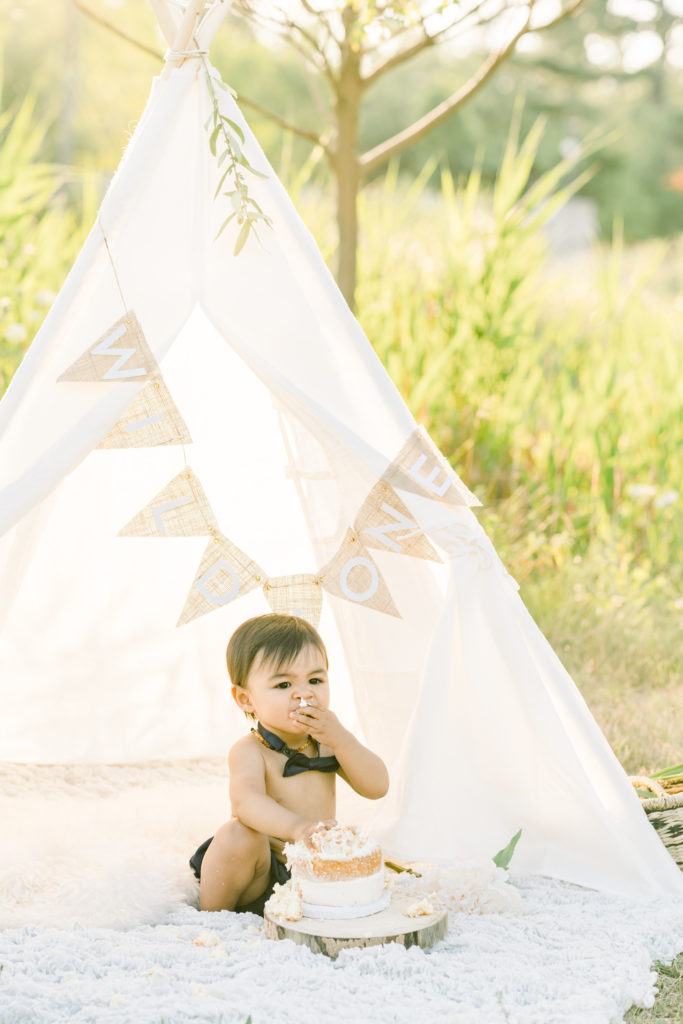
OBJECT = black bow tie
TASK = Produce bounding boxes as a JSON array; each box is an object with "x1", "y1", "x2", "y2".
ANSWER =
[{"x1": 255, "y1": 722, "x2": 339, "y2": 777}]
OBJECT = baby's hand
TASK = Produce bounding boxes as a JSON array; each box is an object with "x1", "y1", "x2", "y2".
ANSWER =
[
  {"x1": 293, "y1": 818, "x2": 337, "y2": 850},
  {"x1": 289, "y1": 699, "x2": 347, "y2": 750}
]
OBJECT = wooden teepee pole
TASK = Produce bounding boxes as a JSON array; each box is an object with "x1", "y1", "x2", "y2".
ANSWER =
[
  {"x1": 161, "y1": 0, "x2": 206, "y2": 79},
  {"x1": 147, "y1": 0, "x2": 177, "y2": 46}
]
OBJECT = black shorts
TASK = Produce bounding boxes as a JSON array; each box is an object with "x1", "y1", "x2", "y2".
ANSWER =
[{"x1": 189, "y1": 837, "x2": 291, "y2": 917}]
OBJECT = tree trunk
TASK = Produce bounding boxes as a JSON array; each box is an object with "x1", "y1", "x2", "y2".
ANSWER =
[
  {"x1": 334, "y1": 10, "x2": 363, "y2": 312},
  {"x1": 334, "y1": 102, "x2": 360, "y2": 311}
]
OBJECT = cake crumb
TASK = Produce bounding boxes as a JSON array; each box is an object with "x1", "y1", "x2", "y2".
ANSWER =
[
  {"x1": 192, "y1": 930, "x2": 222, "y2": 947},
  {"x1": 405, "y1": 897, "x2": 435, "y2": 917},
  {"x1": 265, "y1": 881, "x2": 303, "y2": 921}
]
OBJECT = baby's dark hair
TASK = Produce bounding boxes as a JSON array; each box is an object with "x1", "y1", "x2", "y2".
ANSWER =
[{"x1": 226, "y1": 613, "x2": 328, "y2": 689}]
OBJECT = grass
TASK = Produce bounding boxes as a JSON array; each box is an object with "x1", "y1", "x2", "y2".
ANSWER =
[
  {"x1": 625, "y1": 955, "x2": 683, "y2": 1022},
  {"x1": 292, "y1": 136, "x2": 682, "y2": 779}
]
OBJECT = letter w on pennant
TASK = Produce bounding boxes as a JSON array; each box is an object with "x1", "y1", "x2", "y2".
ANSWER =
[{"x1": 57, "y1": 311, "x2": 159, "y2": 384}]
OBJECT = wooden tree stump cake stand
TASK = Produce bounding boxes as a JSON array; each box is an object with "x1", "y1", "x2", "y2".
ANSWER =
[{"x1": 264, "y1": 895, "x2": 448, "y2": 958}]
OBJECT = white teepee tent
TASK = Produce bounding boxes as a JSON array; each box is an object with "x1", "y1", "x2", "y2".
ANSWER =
[{"x1": 0, "y1": 0, "x2": 680, "y2": 899}]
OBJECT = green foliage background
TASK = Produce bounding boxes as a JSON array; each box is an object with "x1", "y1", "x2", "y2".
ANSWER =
[
  {"x1": 0, "y1": 0, "x2": 681, "y2": 779},
  {"x1": 2, "y1": 0, "x2": 683, "y2": 239}
]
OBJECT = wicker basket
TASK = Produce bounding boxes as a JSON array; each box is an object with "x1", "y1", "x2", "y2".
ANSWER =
[
  {"x1": 656, "y1": 773, "x2": 683, "y2": 795},
  {"x1": 630, "y1": 776, "x2": 683, "y2": 871}
]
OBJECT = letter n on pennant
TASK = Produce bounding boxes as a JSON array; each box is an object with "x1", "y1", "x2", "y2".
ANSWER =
[
  {"x1": 382, "y1": 426, "x2": 481, "y2": 508},
  {"x1": 177, "y1": 536, "x2": 265, "y2": 627},
  {"x1": 57, "y1": 311, "x2": 158, "y2": 384},
  {"x1": 354, "y1": 480, "x2": 442, "y2": 562},
  {"x1": 317, "y1": 530, "x2": 401, "y2": 618}
]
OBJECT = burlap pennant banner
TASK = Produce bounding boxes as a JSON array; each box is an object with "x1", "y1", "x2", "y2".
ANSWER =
[
  {"x1": 383, "y1": 426, "x2": 481, "y2": 508},
  {"x1": 97, "y1": 373, "x2": 192, "y2": 449},
  {"x1": 177, "y1": 535, "x2": 266, "y2": 627},
  {"x1": 58, "y1": 311, "x2": 158, "y2": 384},
  {"x1": 354, "y1": 480, "x2": 442, "y2": 563},
  {"x1": 317, "y1": 530, "x2": 401, "y2": 618},
  {"x1": 118, "y1": 467, "x2": 218, "y2": 538},
  {"x1": 263, "y1": 574, "x2": 323, "y2": 627}
]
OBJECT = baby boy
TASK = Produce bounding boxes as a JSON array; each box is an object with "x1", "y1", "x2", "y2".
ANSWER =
[{"x1": 190, "y1": 613, "x2": 389, "y2": 913}]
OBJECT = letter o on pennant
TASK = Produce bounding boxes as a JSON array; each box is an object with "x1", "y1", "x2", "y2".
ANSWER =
[
  {"x1": 339, "y1": 556, "x2": 379, "y2": 603},
  {"x1": 194, "y1": 558, "x2": 240, "y2": 605}
]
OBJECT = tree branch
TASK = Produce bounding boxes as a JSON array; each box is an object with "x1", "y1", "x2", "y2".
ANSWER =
[
  {"x1": 271, "y1": 2, "x2": 333, "y2": 68},
  {"x1": 359, "y1": 7, "x2": 533, "y2": 177},
  {"x1": 71, "y1": 0, "x2": 163, "y2": 61},
  {"x1": 72, "y1": 0, "x2": 327, "y2": 150},
  {"x1": 237, "y1": 94, "x2": 328, "y2": 148},
  {"x1": 526, "y1": 0, "x2": 585, "y2": 34},
  {"x1": 363, "y1": 0, "x2": 494, "y2": 87},
  {"x1": 297, "y1": 0, "x2": 336, "y2": 35},
  {"x1": 237, "y1": 0, "x2": 338, "y2": 83}
]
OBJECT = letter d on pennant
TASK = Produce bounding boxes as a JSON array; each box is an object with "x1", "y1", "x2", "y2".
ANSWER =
[{"x1": 177, "y1": 536, "x2": 266, "y2": 627}]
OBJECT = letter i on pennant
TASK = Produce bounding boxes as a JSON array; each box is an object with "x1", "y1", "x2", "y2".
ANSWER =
[
  {"x1": 57, "y1": 311, "x2": 159, "y2": 384},
  {"x1": 97, "y1": 373, "x2": 192, "y2": 449}
]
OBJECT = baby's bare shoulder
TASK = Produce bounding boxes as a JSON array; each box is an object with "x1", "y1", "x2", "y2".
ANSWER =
[{"x1": 228, "y1": 733, "x2": 264, "y2": 770}]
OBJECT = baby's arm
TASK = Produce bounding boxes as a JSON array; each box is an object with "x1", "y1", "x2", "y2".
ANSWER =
[
  {"x1": 228, "y1": 738, "x2": 328, "y2": 845},
  {"x1": 289, "y1": 704, "x2": 389, "y2": 800}
]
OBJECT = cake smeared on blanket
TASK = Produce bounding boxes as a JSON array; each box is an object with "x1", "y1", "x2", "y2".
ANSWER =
[{"x1": 265, "y1": 823, "x2": 525, "y2": 922}]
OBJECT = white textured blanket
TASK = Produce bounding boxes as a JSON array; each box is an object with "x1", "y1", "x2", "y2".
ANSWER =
[{"x1": 1, "y1": 762, "x2": 682, "y2": 1024}]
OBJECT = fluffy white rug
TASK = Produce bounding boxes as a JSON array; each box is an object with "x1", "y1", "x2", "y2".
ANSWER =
[{"x1": 1, "y1": 762, "x2": 682, "y2": 1024}]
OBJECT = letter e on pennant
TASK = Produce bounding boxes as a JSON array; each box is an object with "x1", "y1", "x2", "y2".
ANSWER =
[{"x1": 382, "y1": 427, "x2": 481, "y2": 508}]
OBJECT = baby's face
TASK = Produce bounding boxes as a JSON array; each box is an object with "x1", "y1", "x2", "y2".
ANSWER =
[{"x1": 238, "y1": 643, "x2": 330, "y2": 738}]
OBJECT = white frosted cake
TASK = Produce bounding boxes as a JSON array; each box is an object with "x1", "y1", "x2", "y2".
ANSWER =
[{"x1": 284, "y1": 824, "x2": 389, "y2": 920}]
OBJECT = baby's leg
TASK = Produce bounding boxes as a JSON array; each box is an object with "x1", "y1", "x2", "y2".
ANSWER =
[{"x1": 199, "y1": 819, "x2": 272, "y2": 912}]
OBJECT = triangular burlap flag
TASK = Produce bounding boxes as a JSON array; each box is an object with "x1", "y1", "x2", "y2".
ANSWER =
[
  {"x1": 118, "y1": 467, "x2": 218, "y2": 538},
  {"x1": 177, "y1": 535, "x2": 266, "y2": 627},
  {"x1": 263, "y1": 574, "x2": 323, "y2": 627},
  {"x1": 97, "y1": 373, "x2": 192, "y2": 449},
  {"x1": 57, "y1": 311, "x2": 158, "y2": 383},
  {"x1": 317, "y1": 530, "x2": 400, "y2": 618},
  {"x1": 382, "y1": 426, "x2": 481, "y2": 508},
  {"x1": 354, "y1": 480, "x2": 442, "y2": 563}
]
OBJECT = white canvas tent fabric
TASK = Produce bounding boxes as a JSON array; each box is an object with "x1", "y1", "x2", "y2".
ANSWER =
[{"x1": 0, "y1": 0, "x2": 681, "y2": 901}]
